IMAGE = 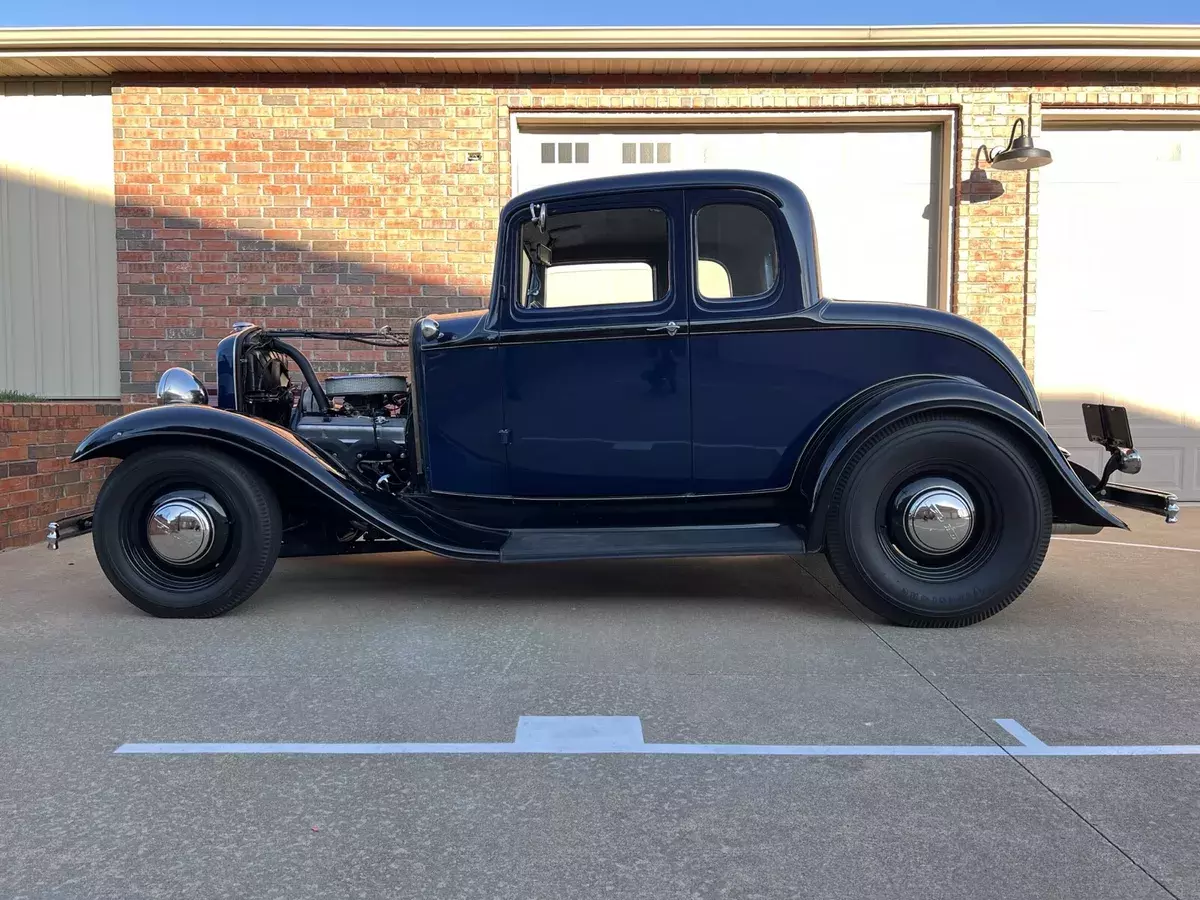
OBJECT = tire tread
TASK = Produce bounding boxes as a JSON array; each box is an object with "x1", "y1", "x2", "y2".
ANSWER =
[
  {"x1": 825, "y1": 412, "x2": 1052, "y2": 628},
  {"x1": 93, "y1": 447, "x2": 281, "y2": 618}
]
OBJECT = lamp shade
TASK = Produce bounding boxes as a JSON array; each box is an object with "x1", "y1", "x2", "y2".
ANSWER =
[{"x1": 990, "y1": 133, "x2": 1054, "y2": 171}]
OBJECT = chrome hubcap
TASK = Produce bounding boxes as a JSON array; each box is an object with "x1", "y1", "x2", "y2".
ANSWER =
[
  {"x1": 146, "y1": 497, "x2": 214, "y2": 565},
  {"x1": 901, "y1": 481, "x2": 975, "y2": 556}
]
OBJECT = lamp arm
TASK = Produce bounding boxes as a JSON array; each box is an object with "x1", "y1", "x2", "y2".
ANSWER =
[
  {"x1": 984, "y1": 117, "x2": 1027, "y2": 163},
  {"x1": 1008, "y1": 116, "x2": 1026, "y2": 146}
]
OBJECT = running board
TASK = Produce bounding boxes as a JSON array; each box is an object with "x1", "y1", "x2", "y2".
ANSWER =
[{"x1": 500, "y1": 524, "x2": 805, "y2": 563}]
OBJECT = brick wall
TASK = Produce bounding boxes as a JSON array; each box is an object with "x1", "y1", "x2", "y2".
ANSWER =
[
  {"x1": 0, "y1": 403, "x2": 141, "y2": 551},
  {"x1": 110, "y1": 74, "x2": 1200, "y2": 401},
  {"x1": 113, "y1": 79, "x2": 502, "y2": 398}
]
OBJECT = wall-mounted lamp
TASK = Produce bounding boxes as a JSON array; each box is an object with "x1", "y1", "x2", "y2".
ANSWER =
[{"x1": 984, "y1": 117, "x2": 1053, "y2": 171}]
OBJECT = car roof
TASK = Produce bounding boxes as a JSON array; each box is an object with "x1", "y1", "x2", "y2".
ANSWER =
[{"x1": 505, "y1": 168, "x2": 810, "y2": 213}]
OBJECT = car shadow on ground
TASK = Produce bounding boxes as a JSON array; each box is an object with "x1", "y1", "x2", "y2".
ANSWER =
[{"x1": 240, "y1": 551, "x2": 863, "y2": 622}]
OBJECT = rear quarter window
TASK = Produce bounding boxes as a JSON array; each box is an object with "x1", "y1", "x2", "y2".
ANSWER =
[{"x1": 695, "y1": 203, "x2": 779, "y2": 301}]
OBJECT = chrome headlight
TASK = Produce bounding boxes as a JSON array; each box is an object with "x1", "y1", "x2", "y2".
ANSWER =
[{"x1": 156, "y1": 367, "x2": 208, "y2": 406}]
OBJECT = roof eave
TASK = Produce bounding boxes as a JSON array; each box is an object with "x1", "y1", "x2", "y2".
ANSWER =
[
  {"x1": 4, "y1": 24, "x2": 1200, "y2": 78},
  {"x1": 5, "y1": 23, "x2": 1200, "y2": 51}
]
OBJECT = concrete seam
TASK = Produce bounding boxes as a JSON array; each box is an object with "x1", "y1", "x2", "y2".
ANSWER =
[{"x1": 792, "y1": 556, "x2": 1184, "y2": 900}]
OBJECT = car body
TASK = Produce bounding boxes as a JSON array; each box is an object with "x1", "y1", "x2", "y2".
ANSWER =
[{"x1": 52, "y1": 170, "x2": 1178, "y2": 625}]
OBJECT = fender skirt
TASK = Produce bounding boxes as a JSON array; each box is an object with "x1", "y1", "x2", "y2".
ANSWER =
[
  {"x1": 800, "y1": 377, "x2": 1126, "y2": 550},
  {"x1": 72, "y1": 405, "x2": 506, "y2": 560}
]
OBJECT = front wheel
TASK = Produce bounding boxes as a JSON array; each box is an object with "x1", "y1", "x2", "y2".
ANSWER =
[
  {"x1": 93, "y1": 447, "x2": 282, "y2": 617},
  {"x1": 824, "y1": 414, "x2": 1052, "y2": 627}
]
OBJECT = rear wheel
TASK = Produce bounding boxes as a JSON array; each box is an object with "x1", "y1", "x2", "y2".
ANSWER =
[
  {"x1": 93, "y1": 447, "x2": 281, "y2": 617},
  {"x1": 824, "y1": 414, "x2": 1052, "y2": 627}
]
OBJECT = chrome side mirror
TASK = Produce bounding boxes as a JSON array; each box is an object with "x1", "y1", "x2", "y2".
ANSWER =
[{"x1": 156, "y1": 367, "x2": 208, "y2": 405}]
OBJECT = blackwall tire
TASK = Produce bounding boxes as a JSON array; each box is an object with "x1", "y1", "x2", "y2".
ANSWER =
[
  {"x1": 92, "y1": 447, "x2": 281, "y2": 618},
  {"x1": 824, "y1": 414, "x2": 1052, "y2": 628}
]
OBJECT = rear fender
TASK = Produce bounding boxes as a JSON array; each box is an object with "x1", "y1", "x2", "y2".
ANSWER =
[
  {"x1": 73, "y1": 405, "x2": 505, "y2": 560},
  {"x1": 799, "y1": 377, "x2": 1125, "y2": 550}
]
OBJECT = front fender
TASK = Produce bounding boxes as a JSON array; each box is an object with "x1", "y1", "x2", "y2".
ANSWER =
[
  {"x1": 800, "y1": 377, "x2": 1125, "y2": 550},
  {"x1": 73, "y1": 405, "x2": 505, "y2": 560}
]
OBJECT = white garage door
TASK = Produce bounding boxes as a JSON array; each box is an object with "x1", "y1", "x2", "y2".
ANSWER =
[
  {"x1": 0, "y1": 81, "x2": 119, "y2": 398},
  {"x1": 514, "y1": 125, "x2": 942, "y2": 307},
  {"x1": 1037, "y1": 125, "x2": 1200, "y2": 500}
]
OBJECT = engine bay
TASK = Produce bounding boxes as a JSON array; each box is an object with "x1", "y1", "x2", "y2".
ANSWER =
[
  {"x1": 232, "y1": 328, "x2": 413, "y2": 492},
  {"x1": 293, "y1": 374, "x2": 409, "y2": 488}
]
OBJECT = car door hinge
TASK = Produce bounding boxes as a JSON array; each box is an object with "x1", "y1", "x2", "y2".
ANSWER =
[{"x1": 499, "y1": 429, "x2": 511, "y2": 445}]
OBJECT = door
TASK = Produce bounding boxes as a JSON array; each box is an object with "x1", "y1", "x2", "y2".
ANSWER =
[
  {"x1": 1037, "y1": 124, "x2": 1200, "y2": 499},
  {"x1": 500, "y1": 192, "x2": 692, "y2": 498},
  {"x1": 684, "y1": 190, "x2": 806, "y2": 494}
]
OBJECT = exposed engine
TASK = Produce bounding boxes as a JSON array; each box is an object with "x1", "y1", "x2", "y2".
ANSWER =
[
  {"x1": 293, "y1": 374, "x2": 410, "y2": 489},
  {"x1": 234, "y1": 330, "x2": 413, "y2": 492}
]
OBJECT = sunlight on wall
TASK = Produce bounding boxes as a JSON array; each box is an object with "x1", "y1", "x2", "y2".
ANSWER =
[{"x1": 0, "y1": 84, "x2": 119, "y2": 398}]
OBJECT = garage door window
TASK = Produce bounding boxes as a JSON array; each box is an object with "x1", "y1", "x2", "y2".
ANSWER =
[
  {"x1": 518, "y1": 207, "x2": 670, "y2": 310},
  {"x1": 695, "y1": 204, "x2": 778, "y2": 301}
]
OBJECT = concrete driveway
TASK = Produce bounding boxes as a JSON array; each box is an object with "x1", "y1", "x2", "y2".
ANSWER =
[{"x1": 1, "y1": 509, "x2": 1198, "y2": 900}]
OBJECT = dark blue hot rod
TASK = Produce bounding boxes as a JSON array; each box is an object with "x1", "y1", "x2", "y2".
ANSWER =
[{"x1": 52, "y1": 170, "x2": 1177, "y2": 625}]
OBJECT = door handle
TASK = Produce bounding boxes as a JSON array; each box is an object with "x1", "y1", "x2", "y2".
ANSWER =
[{"x1": 647, "y1": 321, "x2": 680, "y2": 337}]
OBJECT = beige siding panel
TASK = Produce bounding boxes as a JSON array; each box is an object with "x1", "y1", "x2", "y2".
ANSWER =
[{"x1": 0, "y1": 81, "x2": 118, "y2": 398}]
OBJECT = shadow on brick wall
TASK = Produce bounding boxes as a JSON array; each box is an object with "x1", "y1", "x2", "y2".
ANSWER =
[{"x1": 116, "y1": 210, "x2": 494, "y2": 398}]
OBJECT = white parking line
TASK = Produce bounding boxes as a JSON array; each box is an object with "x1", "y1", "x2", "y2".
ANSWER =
[
  {"x1": 114, "y1": 716, "x2": 1200, "y2": 757},
  {"x1": 1052, "y1": 537, "x2": 1200, "y2": 554}
]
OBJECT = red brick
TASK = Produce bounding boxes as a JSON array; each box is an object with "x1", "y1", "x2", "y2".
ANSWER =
[{"x1": 0, "y1": 403, "x2": 139, "y2": 550}]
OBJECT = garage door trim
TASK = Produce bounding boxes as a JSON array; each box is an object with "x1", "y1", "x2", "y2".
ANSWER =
[{"x1": 1042, "y1": 107, "x2": 1200, "y2": 127}]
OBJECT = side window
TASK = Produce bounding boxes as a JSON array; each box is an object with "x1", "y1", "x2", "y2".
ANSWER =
[
  {"x1": 695, "y1": 204, "x2": 779, "y2": 301},
  {"x1": 518, "y1": 207, "x2": 669, "y2": 310}
]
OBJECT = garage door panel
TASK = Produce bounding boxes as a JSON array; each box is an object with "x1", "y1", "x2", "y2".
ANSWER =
[
  {"x1": 1044, "y1": 425, "x2": 1192, "y2": 495},
  {"x1": 759, "y1": 130, "x2": 938, "y2": 307},
  {"x1": 515, "y1": 125, "x2": 940, "y2": 308},
  {"x1": 1064, "y1": 444, "x2": 1109, "y2": 479},
  {"x1": 1041, "y1": 398, "x2": 1100, "y2": 442},
  {"x1": 1126, "y1": 406, "x2": 1188, "y2": 433},
  {"x1": 1111, "y1": 443, "x2": 1185, "y2": 493},
  {"x1": 1037, "y1": 124, "x2": 1200, "y2": 500}
]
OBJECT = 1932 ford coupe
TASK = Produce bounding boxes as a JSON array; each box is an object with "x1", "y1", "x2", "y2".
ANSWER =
[{"x1": 52, "y1": 170, "x2": 1178, "y2": 626}]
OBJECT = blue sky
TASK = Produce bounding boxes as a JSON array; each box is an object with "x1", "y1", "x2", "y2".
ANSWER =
[{"x1": 1, "y1": 0, "x2": 1197, "y2": 27}]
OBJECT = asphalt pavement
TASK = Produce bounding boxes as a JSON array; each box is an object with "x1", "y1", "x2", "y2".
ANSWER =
[{"x1": 1, "y1": 508, "x2": 1198, "y2": 900}]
